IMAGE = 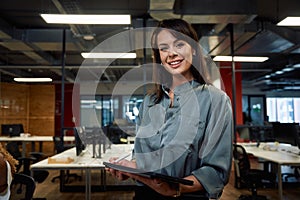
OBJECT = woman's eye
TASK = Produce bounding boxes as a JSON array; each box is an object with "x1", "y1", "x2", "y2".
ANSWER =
[
  {"x1": 159, "y1": 47, "x2": 169, "y2": 52},
  {"x1": 175, "y1": 42, "x2": 185, "y2": 49}
]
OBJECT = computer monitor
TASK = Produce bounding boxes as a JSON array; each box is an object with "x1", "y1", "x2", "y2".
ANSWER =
[
  {"x1": 272, "y1": 122, "x2": 299, "y2": 146},
  {"x1": 293, "y1": 125, "x2": 300, "y2": 149},
  {"x1": 1, "y1": 124, "x2": 24, "y2": 137},
  {"x1": 74, "y1": 128, "x2": 86, "y2": 156}
]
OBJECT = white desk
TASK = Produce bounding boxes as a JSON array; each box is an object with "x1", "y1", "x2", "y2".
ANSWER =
[
  {"x1": 0, "y1": 136, "x2": 75, "y2": 156},
  {"x1": 238, "y1": 142, "x2": 300, "y2": 200},
  {"x1": 30, "y1": 144, "x2": 133, "y2": 200}
]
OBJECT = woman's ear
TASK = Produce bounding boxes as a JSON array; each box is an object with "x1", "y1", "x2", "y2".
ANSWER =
[{"x1": 192, "y1": 49, "x2": 196, "y2": 56}]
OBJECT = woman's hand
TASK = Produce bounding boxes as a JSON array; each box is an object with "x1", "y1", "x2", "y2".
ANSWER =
[
  {"x1": 105, "y1": 157, "x2": 202, "y2": 197},
  {"x1": 105, "y1": 157, "x2": 137, "y2": 181},
  {"x1": 124, "y1": 172, "x2": 178, "y2": 197}
]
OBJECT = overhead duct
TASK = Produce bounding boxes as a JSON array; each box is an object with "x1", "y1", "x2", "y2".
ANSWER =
[
  {"x1": 0, "y1": 31, "x2": 11, "y2": 39},
  {"x1": 149, "y1": 0, "x2": 257, "y2": 34},
  {"x1": 0, "y1": 41, "x2": 51, "y2": 65},
  {"x1": 149, "y1": 0, "x2": 180, "y2": 20},
  {"x1": 0, "y1": 14, "x2": 56, "y2": 65},
  {"x1": 51, "y1": 0, "x2": 97, "y2": 49}
]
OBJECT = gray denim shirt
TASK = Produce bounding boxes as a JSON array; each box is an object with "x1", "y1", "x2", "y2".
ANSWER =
[{"x1": 133, "y1": 81, "x2": 233, "y2": 199}]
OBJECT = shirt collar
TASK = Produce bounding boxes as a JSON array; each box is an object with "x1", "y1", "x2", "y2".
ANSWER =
[{"x1": 162, "y1": 80, "x2": 200, "y2": 95}]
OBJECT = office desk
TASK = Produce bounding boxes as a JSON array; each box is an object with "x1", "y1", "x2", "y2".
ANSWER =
[
  {"x1": 31, "y1": 144, "x2": 133, "y2": 200},
  {"x1": 238, "y1": 142, "x2": 300, "y2": 200},
  {"x1": 0, "y1": 136, "x2": 75, "y2": 156}
]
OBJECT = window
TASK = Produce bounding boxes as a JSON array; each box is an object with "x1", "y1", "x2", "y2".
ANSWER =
[
  {"x1": 266, "y1": 97, "x2": 300, "y2": 123},
  {"x1": 80, "y1": 95, "x2": 143, "y2": 127}
]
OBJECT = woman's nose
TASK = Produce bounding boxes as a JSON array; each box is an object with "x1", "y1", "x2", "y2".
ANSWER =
[{"x1": 168, "y1": 48, "x2": 178, "y2": 56}]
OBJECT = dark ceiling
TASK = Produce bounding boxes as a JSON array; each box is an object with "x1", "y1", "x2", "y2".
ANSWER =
[{"x1": 0, "y1": 0, "x2": 300, "y2": 92}]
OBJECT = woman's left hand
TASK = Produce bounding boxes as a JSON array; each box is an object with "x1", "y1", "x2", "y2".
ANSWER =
[{"x1": 123, "y1": 172, "x2": 178, "y2": 197}]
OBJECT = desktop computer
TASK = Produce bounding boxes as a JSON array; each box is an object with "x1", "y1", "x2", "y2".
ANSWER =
[
  {"x1": 74, "y1": 127, "x2": 86, "y2": 156},
  {"x1": 272, "y1": 122, "x2": 299, "y2": 147},
  {"x1": 270, "y1": 122, "x2": 300, "y2": 155},
  {"x1": 1, "y1": 124, "x2": 24, "y2": 137}
]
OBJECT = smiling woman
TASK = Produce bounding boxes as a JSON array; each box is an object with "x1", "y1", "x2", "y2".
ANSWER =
[{"x1": 106, "y1": 18, "x2": 234, "y2": 200}]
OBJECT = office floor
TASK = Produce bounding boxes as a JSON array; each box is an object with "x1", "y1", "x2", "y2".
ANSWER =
[{"x1": 10, "y1": 158, "x2": 300, "y2": 200}]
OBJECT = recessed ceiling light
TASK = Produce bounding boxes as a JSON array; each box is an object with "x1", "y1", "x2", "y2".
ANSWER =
[
  {"x1": 40, "y1": 14, "x2": 131, "y2": 24},
  {"x1": 265, "y1": 75, "x2": 271, "y2": 79},
  {"x1": 293, "y1": 63, "x2": 300, "y2": 68},
  {"x1": 83, "y1": 35, "x2": 95, "y2": 40},
  {"x1": 213, "y1": 56, "x2": 269, "y2": 62},
  {"x1": 80, "y1": 100, "x2": 97, "y2": 104},
  {"x1": 284, "y1": 86, "x2": 300, "y2": 90},
  {"x1": 14, "y1": 78, "x2": 52, "y2": 82},
  {"x1": 275, "y1": 71, "x2": 284, "y2": 75},
  {"x1": 277, "y1": 17, "x2": 300, "y2": 26},
  {"x1": 282, "y1": 67, "x2": 294, "y2": 72},
  {"x1": 81, "y1": 52, "x2": 136, "y2": 59}
]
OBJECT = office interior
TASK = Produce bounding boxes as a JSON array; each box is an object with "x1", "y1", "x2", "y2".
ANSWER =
[{"x1": 0, "y1": 0, "x2": 300, "y2": 200}]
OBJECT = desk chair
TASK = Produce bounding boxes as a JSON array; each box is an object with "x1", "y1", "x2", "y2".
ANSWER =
[
  {"x1": 6, "y1": 142, "x2": 49, "y2": 180},
  {"x1": 11, "y1": 173, "x2": 36, "y2": 200},
  {"x1": 237, "y1": 127, "x2": 250, "y2": 142},
  {"x1": 51, "y1": 136, "x2": 81, "y2": 183},
  {"x1": 282, "y1": 167, "x2": 300, "y2": 182},
  {"x1": 6, "y1": 142, "x2": 49, "y2": 199},
  {"x1": 233, "y1": 144, "x2": 276, "y2": 200}
]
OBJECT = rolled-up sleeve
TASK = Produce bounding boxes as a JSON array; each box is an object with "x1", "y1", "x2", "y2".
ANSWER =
[{"x1": 192, "y1": 92, "x2": 233, "y2": 199}]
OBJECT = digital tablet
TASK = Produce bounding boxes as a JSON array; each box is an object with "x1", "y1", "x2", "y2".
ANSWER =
[{"x1": 103, "y1": 161, "x2": 194, "y2": 186}]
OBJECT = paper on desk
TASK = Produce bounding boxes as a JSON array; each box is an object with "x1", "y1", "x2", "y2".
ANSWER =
[{"x1": 48, "y1": 157, "x2": 74, "y2": 164}]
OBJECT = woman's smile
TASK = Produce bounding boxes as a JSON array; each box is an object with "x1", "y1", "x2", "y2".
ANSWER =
[{"x1": 167, "y1": 59, "x2": 183, "y2": 68}]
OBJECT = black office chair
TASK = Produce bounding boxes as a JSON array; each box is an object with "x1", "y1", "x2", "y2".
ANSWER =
[
  {"x1": 51, "y1": 136, "x2": 81, "y2": 183},
  {"x1": 5, "y1": 141, "x2": 24, "y2": 172},
  {"x1": 6, "y1": 141, "x2": 49, "y2": 195},
  {"x1": 233, "y1": 144, "x2": 276, "y2": 200},
  {"x1": 11, "y1": 173, "x2": 36, "y2": 200}
]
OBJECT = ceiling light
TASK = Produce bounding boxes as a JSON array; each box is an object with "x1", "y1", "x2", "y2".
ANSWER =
[
  {"x1": 83, "y1": 35, "x2": 95, "y2": 40},
  {"x1": 80, "y1": 100, "x2": 97, "y2": 104},
  {"x1": 213, "y1": 56, "x2": 269, "y2": 62},
  {"x1": 284, "y1": 86, "x2": 300, "y2": 90},
  {"x1": 40, "y1": 14, "x2": 131, "y2": 24},
  {"x1": 282, "y1": 67, "x2": 294, "y2": 72},
  {"x1": 293, "y1": 63, "x2": 300, "y2": 68},
  {"x1": 277, "y1": 17, "x2": 300, "y2": 26},
  {"x1": 81, "y1": 52, "x2": 136, "y2": 59},
  {"x1": 265, "y1": 75, "x2": 271, "y2": 79},
  {"x1": 14, "y1": 78, "x2": 52, "y2": 82}
]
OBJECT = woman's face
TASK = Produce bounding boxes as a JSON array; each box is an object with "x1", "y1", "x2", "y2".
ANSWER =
[{"x1": 157, "y1": 30, "x2": 194, "y2": 81}]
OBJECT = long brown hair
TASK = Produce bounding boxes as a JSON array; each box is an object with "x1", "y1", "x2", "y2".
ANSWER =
[
  {"x1": 150, "y1": 18, "x2": 211, "y2": 103},
  {"x1": 0, "y1": 143, "x2": 18, "y2": 174}
]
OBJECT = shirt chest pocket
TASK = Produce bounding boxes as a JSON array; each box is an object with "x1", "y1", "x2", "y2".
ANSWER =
[{"x1": 157, "y1": 114, "x2": 205, "y2": 147}]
